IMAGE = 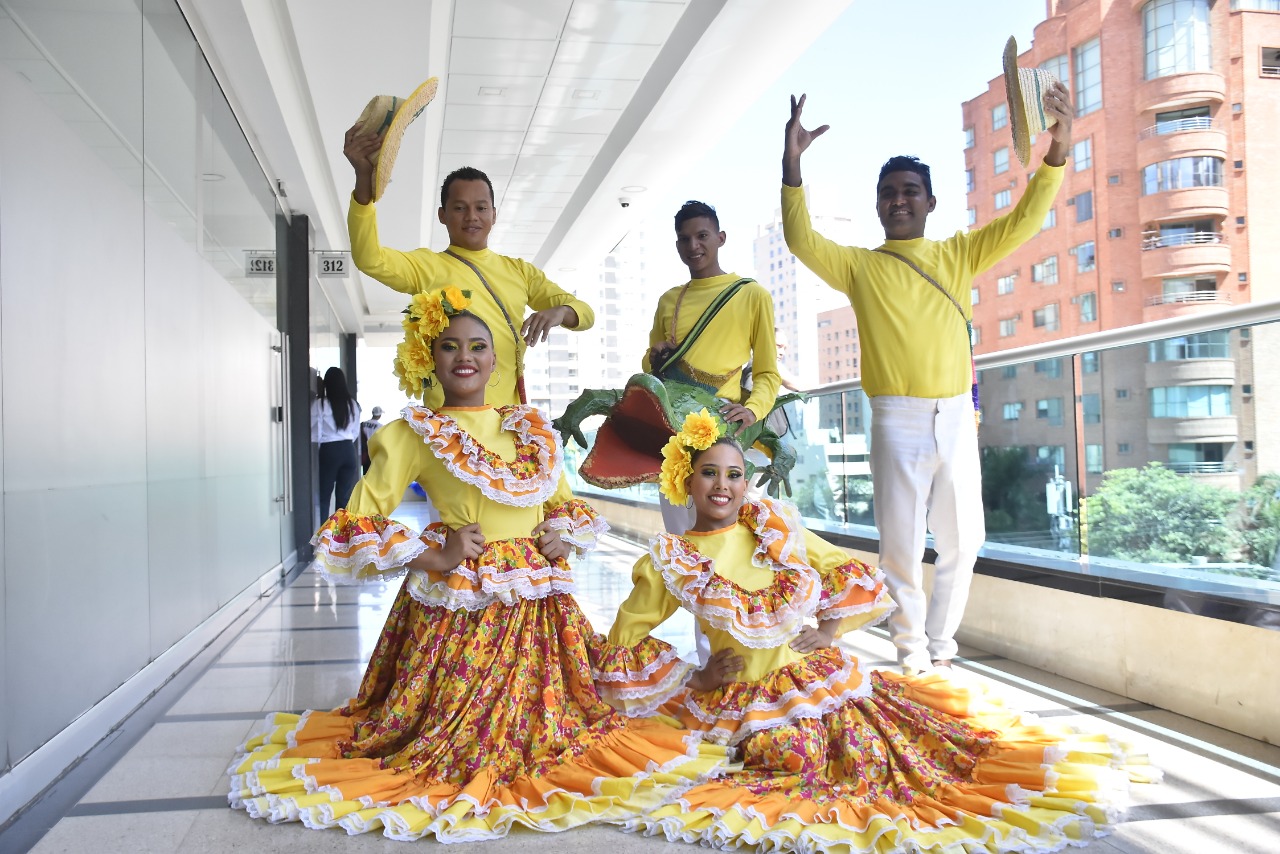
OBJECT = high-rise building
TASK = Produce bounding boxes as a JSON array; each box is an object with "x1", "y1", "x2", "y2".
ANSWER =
[
  {"x1": 753, "y1": 189, "x2": 854, "y2": 388},
  {"x1": 963, "y1": 0, "x2": 1280, "y2": 494}
]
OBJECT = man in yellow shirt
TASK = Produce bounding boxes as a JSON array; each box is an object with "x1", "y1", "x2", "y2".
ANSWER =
[
  {"x1": 780, "y1": 86, "x2": 1074, "y2": 674},
  {"x1": 643, "y1": 200, "x2": 780, "y2": 533},
  {"x1": 344, "y1": 126, "x2": 594, "y2": 411}
]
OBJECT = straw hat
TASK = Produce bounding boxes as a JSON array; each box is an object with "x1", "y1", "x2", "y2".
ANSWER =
[
  {"x1": 352, "y1": 77, "x2": 439, "y2": 201},
  {"x1": 1003, "y1": 36, "x2": 1059, "y2": 166}
]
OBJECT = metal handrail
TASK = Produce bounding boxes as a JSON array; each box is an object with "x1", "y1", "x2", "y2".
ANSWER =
[
  {"x1": 808, "y1": 297, "x2": 1280, "y2": 395},
  {"x1": 1141, "y1": 231, "x2": 1224, "y2": 249},
  {"x1": 1144, "y1": 291, "x2": 1233, "y2": 307},
  {"x1": 1263, "y1": 65, "x2": 1280, "y2": 78},
  {"x1": 1137, "y1": 116, "x2": 1215, "y2": 139},
  {"x1": 1167, "y1": 461, "x2": 1238, "y2": 475}
]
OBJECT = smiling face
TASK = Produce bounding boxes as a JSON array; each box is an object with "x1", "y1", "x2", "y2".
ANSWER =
[
  {"x1": 438, "y1": 179, "x2": 496, "y2": 251},
  {"x1": 675, "y1": 216, "x2": 726, "y2": 279},
  {"x1": 687, "y1": 441, "x2": 748, "y2": 531},
  {"x1": 876, "y1": 170, "x2": 936, "y2": 240},
  {"x1": 432, "y1": 314, "x2": 495, "y2": 406}
]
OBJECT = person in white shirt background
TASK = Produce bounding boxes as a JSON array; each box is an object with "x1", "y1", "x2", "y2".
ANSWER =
[{"x1": 311, "y1": 366, "x2": 362, "y2": 517}]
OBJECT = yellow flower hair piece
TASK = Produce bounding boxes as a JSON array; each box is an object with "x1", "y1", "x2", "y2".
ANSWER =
[
  {"x1": 657, "y1": 408, "x2": 723, "y2": 505},
  {"x1": 392, "y1": 288, "x2": 472, "y2": 400}
]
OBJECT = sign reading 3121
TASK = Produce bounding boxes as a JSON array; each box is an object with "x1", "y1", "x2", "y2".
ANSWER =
[{"x1": 245, "y1": 251, "x2": 275, "y2": 277}]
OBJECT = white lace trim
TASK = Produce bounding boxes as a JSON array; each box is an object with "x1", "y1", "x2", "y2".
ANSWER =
[
  {"x1": 651, "y1": 534, "x2": 823, "y2": 649},
  {"x1": 592, "y1": 642, "x2": 684, "y2": 683},
  {"x1": 404, "y1": 566, "x2": 576, "y2": 611},
  {"x1": 403, "y1": 405, "x2": 563, "y2": 507},
  {"x1": 816, "y1": 587, "x2": 897, "y2": 624},
  {"x1": 543, "y1": 510, "x2": 610, "y2": 551},
  {"x1": 596, "y1": 660, "x2": 696, "y2": 718},
  {"x1": 680, "y1": 653, "x2": 872, "y2": 746},
  {"x1": 311, "y1": 520, "x2": 432, "y2": 582},
  {"x1": 744, "y1": 498, "x2": 809, "y2": 571}
]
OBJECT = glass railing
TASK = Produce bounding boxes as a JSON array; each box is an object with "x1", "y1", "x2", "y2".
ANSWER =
[
  {"x1": 565, "y1": 300, "x2": 1280, "y2": 627},
  {"x1": 1141, "y1": 230, "x2": 1224, "y2": 249},
  {"x1": 1137, "y1": 116, "x2": 1214, "y2": 139}
]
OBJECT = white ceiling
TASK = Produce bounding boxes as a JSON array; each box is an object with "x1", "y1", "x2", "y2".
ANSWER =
[{"x1": 179, "y1": 0, "x2": 853, "y2": 339}]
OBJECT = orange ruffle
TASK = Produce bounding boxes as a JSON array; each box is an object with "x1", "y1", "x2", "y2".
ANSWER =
[
  {"x1": 311, "y1": 509, "x2": 429, "y2": 582},
  {"x1": 544, "y1": 498, "x2": 610, "y2": 553},
  {"x1": 404, "y1": 524, "x2": 575, "y2": 611},
  {"x1": 402, "y1": 404, "x2": 562, "y2": 507},
  {"x1": 590, "y1": 635, "x2": 697, "y2": 717}
]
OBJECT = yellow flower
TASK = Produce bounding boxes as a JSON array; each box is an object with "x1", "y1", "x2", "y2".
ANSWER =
[
  {"x1": 393, "y1": 333, "x2": 434, "y2": 399},
  {"x1": 442, "y1": 286, "x2": 470, "y2": 313},
  {"x1": 677, "y1": 408, "x2": 721, "y2": 451},
  {"x1": 658, "y1": 437, "x2": 693, "y2": 505}
]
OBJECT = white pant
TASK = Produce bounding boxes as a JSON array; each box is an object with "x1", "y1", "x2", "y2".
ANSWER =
[{"x1": 870, "y1": 393, "x2": 985, "y2": 672}]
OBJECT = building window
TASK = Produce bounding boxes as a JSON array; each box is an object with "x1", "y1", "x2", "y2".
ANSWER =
[
  {"x1": 1144, "y1": 0, "x2": 1212, "y2": 80},
  {"x1": 1074, "y1": 191, "x2": 1093, "y2": 222},
  {"x1": 971, "y1": 287, "x2": 980, "y2": 305},
  {"x1": 997, "y1": 274, "x2": 1016, "y2": 295},
  {"x1": 1142, "y1": 156, "x2": 1224, "y2": 194},
  {"x1": 992, "y1": 103, "x2": 1008, "y2": 130},
  {"x1": 1035, "y1": 358, "x2": 1063, "y2": 378},
  {"x1": 1234, "y1": 1, "x2": 1280, "y2": 9},
  {"x1": 1151, "y1": 385, "x2": 1232, "y2": 418},
  {"x1": 1082, "y1": 393, "x2": 1101, "y2": 424},
  {"x1": 1037, "y1": 445, "x2": 1067, "y2": 468},
  {"x1": 1073, "y1": 241, "x2": 1097, "y2": 273},
  {"x1": 1079, "y1": 291, "x2": 1097, "y2": 322},
  {"x1": 967, "y1": 207, "x2": 977, "y2": 226},
  {"x1": 1154, "y1": 105, "x2": 1210, "y2": 134},
  {"x1": 994, "y1": 189, "x2": 1012, "y2": 209},
  {"x1": 1040, "y1": 54, "x2": 1070, "y2": 88},
  {"x1": 999, "y1": 317, "x2": 1017, "y2": 337},
  {"x1": 1073, "y1": 138, "x2": 1092, "y2": 171},
  {"x1": 1033, "y1": 303, "x2": 1060, "y2": 331},
  {"x1": 1086, "y1": 444, "x2": 1104, "y2": 474},
  {"x1": 1074, "y1": 37, "x2": 1103, "y2": 116},
  {"x1": 1003, "y1": 402, "x2": 1023, "y2": 420},
  {"x1": 972, "y1": 326, "x2": 982, "y2": 345},
  {"x1": 1036, "y1": 398, "x2": 1064, "y2": 426},
  {"x1": 1042, "y1": 208, "x2": 1056, "y2": 230},
  {"x1": 1002, "y1": 365, "x2": 1018, "y2": 379},
  {"x1": 1032, "y1": 256, "x2": 1059, "y2": 284},
  {"x1": 964, "y1": 168, "x2": 976, "y2": 193},
  {"x1": 1160, "y1": 276, "x2": 1217, "y2": 303},
  {"x1": 1116, "y1": 388, "x2": 1130, "y2": 400},
  {"x1": 1265, "y1": 46, "x2": 1280, "y2": 77},
  {"x1": 994, "y1": 147, "x2": 1010, "y2": 175},
  {"x1": 964, "y1": 126, "x2": 975, "y2": 149},
  {"x1": 1118, "y1": 442, "x2": 1132, "y2": 454},
  {"x1": 1148, "y1": 330, "x2": 1230, "y2": 361},
  {"x1": 1081, "y1": 351, "x2": 1100, "y2": 373}
]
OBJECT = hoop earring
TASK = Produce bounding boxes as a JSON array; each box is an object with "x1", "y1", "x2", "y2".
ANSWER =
[
  {"x1": 487, "y1": 369, "x2": 502, "y2": 388},
  {"x1": 424, "y1": 375, "x2": 434, "y2": 389}
]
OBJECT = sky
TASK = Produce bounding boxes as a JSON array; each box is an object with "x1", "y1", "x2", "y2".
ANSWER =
[{"x1": 635, "y1": 0, "x2": 1049, "y2": 280}]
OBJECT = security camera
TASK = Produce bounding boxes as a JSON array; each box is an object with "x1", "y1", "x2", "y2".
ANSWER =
[{"x1": 619, "y1": 197, "x2": 631, "y2": 208}]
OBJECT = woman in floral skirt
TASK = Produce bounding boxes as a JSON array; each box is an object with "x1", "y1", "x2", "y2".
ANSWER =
[
  {"x1": 592, "y1": 414, "x2": 1151, "y2": 853},
  {"x1": 228, "y1": 289, "x2": 728, "y2": 841}
]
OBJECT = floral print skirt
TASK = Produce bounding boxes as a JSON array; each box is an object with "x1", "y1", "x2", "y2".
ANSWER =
[{"x1": 227, "y1": 578, "x2": 728, "y2": 841}]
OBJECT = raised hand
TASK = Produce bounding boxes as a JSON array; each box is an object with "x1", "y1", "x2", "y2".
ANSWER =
[
  {"x1": 521, "y1": 306, "x2": 577, "y2": 347},
  {"x1": 344, "y1": 121, "x2": 382, "y2": 205},
  {"x1": 531, "y1": 520, "x2": 570, "y2": 563},
  {"x1": 783, "y1": 94, "x2": 829, "y2": 187},
  {"x1": 1042, "y1": 80, "x2": 1075, "y2": 167},
  {"x1": 688, "y1": 648, "x2": 745, "y2": 692}
]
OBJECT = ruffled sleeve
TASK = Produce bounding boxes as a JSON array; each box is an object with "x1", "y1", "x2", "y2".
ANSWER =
[
  {"x1": 541, "y1": 474, "x2": 609, "y2": 553},
  {"x1": 311, "y1": 421, "x2": 432, "y2": 583},
  {"x1": 594, "y1": 553, "x2": 695, "y2": 716},
  {"x1": 805, "y1": 529, "x2": 895, "y2": 636}
]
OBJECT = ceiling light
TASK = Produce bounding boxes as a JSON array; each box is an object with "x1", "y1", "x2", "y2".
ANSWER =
[
  {"x1": 478, "y1": 86, "x2": 505, "y2": 96},
  {"x1": 559, "y1": 267, "x2": 577, "y2": 272},
  {"x1": 572, "y1": 89, "x2": 599, "y2": 100},
  {"x1": 620, "y1": 185, "x2": 647, "y2": 193},
  {"x1": 201, "y1": 172, "x2": 225, "y2": 182}
]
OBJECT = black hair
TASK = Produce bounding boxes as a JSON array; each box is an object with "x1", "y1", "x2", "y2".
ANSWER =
[
  {"x1": 877, "y1": 155, "x2": 933, "y2": 198},
  {"x1": 674, "y1": 200, "x2": 720, "y2": 232},
  {"x1": 321, "y1": 367, "x2": 355, "y2": 431},
  {"x1": 431, "y1": 310, "x2": 494, "y2": 350},
  {"x1": 690, "y1": 435, "x2": 746, "y2": 467},
  {"x1": 439, "y1": 167, "x2": 495, "y2": 208}
]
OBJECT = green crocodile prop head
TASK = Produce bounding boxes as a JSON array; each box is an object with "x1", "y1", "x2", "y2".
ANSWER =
[{"x1": 552, "y1": 373, "x2": 805, "y2": 498}]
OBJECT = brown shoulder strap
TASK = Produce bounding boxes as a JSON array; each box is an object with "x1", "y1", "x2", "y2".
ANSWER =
[
  {"x1": 443, "y1": 250, "x2": 527, "y2": 403},
  {"x1": 873, "y1": 248, "x2": 966, "y2": 321}
]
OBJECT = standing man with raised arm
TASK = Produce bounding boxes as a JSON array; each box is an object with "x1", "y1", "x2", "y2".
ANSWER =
[
  {"x1": 344, "y1": 121, "x2": 594, "y2": 411},
  {"x1": 780, "y1": 77, "x2": 1074, "y2": 675}
]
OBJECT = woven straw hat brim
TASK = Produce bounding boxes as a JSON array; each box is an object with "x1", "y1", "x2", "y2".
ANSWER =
[
  {"x1": 373, "y1": 77, "x2": 439, "y2": 202},
  {"x1": 1004, "y1": 36, "x2": 1032, "y2": 167}
]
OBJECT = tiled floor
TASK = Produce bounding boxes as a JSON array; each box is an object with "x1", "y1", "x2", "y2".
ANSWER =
[{"x1": 14, "y1": 508, "x2": 1280, "y2": 853}]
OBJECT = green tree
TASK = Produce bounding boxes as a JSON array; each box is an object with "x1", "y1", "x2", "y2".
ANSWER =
[
  {"x1": 1238, "y1": 473, "x2": 1280, "y2": 570},
  {"x1": 1085, "y1": 463, "x2": 1239, "y2": 563},
  {"x1": 980, "y1": 446, "x2": 1050, "y2": 539}
]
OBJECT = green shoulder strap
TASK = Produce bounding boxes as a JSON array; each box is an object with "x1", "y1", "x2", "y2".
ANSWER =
[{"x1": 654, "y1": 278, "x2": 750, "y2": 373}]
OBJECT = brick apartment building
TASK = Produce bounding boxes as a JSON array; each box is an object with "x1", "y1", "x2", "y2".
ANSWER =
[{"x1": 963, "y1": 0, "x2": 1280, "y2": 494}]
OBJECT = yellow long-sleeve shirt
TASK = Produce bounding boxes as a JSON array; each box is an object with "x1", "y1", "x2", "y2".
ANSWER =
[
  {"x1": 348, "y1": 198, "x2": 595, "y2": 409},
  {"x1": 782, "y1": 165, "x2": 1064, "y2": 398},
  {"x1": 640, "y1": 273, "x2": 780, "y2": 420}
]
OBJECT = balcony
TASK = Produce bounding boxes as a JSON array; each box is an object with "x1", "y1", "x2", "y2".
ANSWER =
[
  {"x1": 1138, "y1": 184, "x2": 1228, "y2": 224},
  {"x1": 1136, "y1": 118, "x2": 1227, "y2": 166},
  {"x1": 1137, "y1": 70, "x2": 1226, "y2": 113},
  {"x1": 1142, "y1": 288, "x2": 1233, "y2": 322},
  {"x1": 1140, "y1": 232, "x2": 1231, "y2": 279},
  {"x1": 1145, "y1": 355, "x2": 1235, "y2": 388},
  {"x1": 1166, "y1": 460, "x2": 1238, "y2": 475},
  {"x1": 1147, "y1": 415, "x2": 1239, "y2": 445}
]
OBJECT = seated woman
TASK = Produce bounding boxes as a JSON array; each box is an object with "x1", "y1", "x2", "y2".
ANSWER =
[
  {"x1": 593, "y1": 415, "x2": 1146, "y2": 853},
  {"x1": 228, "y1": 290, "x2": 728, "y2": 841}
]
